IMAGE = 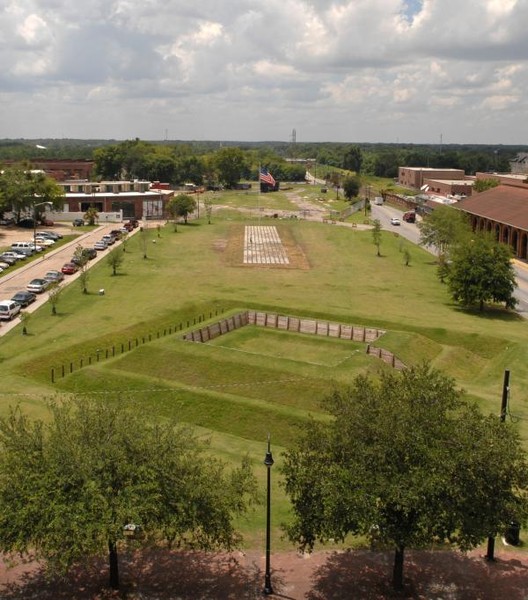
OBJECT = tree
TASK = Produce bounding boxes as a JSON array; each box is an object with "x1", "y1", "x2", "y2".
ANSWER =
[
  {"x1": 0, "y1": 165, "x2": 64, "y2": 223},
  {"x1": 166, "y1": 194, "x2": 197, "y2": 225},
  {"x1": 282, "y1": 365, "x2": 528, "y2": 591},
  {"x1": 213, "y1": 147, "x2": 249, "y2": 188},
  {"x1": 372, "y1": 219, "x2": 382, "y2": 256},
  {"x1": 48, "y1": 283, "x2": 63, "y2": 315},
  {"x1": 418, "y1": 205, "x2": 470, "y2": 257},
  {"x1": 342, "y1": 145, "x2": 363, "y2": 173},
  {"x1": 73, "y1": 245, "x2": 89, "y2": 294},
  {"x1": 0, "y1": 397, "x2": 257, "y2": 591},
  {"x1": 203, "y1": 196, "x2": 213, "y2": 224},
  {"x1": 84, "y1": 206, "x2": 99, "y2": 225},
  {"x1": 19, "y1": 311, "x2": 30, "y2": 334},
  {"x1": 474, "y1": 178, "x2": 500, "y2": 193},
  {"x1": 448, "y1": 234, "x2": 517, "y2": 311},
  {"x1": 107, "y1": 248, "x2": 124, "y2": 275},
  {"x1": 342, "y1": 176, "x2": 361, "y2": 201}
]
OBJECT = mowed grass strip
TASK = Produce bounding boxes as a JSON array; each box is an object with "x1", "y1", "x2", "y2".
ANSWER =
[
  {"x1": 206, "y1": 325, "x2": 367, "y2": 366},
  {"x1": 54, "y1": 368, "x2": 311, "y2": 447},
  {"x1": 106, "y1": 343, "x2": 337, "y2": 412}
]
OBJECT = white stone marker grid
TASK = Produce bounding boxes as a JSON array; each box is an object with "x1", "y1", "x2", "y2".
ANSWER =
[{"x1": 243, "y1": 226, "x2": 290, "y2": 265}]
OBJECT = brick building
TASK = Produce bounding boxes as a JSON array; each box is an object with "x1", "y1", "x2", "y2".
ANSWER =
[
  {"x1": 456, "y1": 185, "x2": 528, "y2": 259},
  {"x1": 398, "y1": 167, "x2": 466, "y2": 189},
  {"x1": 3, "y1": 159, "x2": 95, "y2": 181},
  {"x1": 57, "y1": 180, "x2": 173, "y2": 220}
]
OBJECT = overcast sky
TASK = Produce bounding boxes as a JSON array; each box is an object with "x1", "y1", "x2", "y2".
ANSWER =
[{"x1": 1, "y1": 0, "x2": 527, "y2": 144}]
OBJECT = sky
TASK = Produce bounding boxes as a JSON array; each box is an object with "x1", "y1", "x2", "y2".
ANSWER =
[{"x1": 1, "y1": 0, "x2": 527, "y2": 144}]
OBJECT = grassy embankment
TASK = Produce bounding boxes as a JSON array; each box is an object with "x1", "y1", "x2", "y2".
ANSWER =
[{"x1": 0, "y1": 186, "x2": 527, "y2": 550}]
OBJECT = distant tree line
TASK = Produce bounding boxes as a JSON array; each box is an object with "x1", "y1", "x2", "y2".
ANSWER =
[{"x1": 0, "y1": 138, "x2": 525, "y2": 187}]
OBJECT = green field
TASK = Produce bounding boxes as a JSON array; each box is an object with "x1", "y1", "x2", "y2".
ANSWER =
[{"x1": 1, "y1": 187, "x2": 527, "y2": 550}]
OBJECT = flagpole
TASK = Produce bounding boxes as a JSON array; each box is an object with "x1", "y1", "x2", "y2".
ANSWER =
[{"x1": 258, "y1": 163, "x2": 261, "y2": 226}]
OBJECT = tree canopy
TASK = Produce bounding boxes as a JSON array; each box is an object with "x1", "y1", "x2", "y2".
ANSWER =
[
  {"x1": 167, "y1": 193, "x2": 197, "y2": 224},
  {"x1": 0, "y1": 164, "x2": 64, "y2": 223},
  {"x1": 0, "y1": 398, "x2": 257, "y2": 591},
  {"x1": 418, "y1": 205, "x2": 470, "y2": 256},
  {"x1": 213, "y1": 147, "x2": 250, "y2": 188},
  {"x1": 282, "y1": 364, "x2": 528, "y2": 590},
  {"x1": 448, "y1": 233, "x2": 517, "y2": 311},
  {"x1": 342, "y1": 175, "x2": 361, "y2": 200}
]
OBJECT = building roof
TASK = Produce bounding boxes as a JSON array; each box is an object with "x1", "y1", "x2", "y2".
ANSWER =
[
  {"x1": 424, "y1": 178, "x2": 474, "y2": 186},
  {"x1": 456, "y1": 185, "x2": 528, "y2": 230},
  {"x1": 401, "y1": 167, "x2": 464, "y2": 172}
]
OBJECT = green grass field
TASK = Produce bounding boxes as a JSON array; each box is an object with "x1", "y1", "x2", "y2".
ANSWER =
[{"x1": 1, "y1": 187, "x2": 528, "y2": 550}]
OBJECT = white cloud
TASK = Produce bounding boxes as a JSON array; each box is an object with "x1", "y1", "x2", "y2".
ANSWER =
[{"x1": 0, "y1": 0, "x2": 528, "y2": 142}]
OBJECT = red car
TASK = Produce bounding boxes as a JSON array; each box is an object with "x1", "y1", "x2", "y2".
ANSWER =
[{"x1": 61, "y1": 262, "x2": 79, "y2": 275}]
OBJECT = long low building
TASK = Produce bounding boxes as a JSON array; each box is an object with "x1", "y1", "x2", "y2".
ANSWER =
[{"x1": 456, "y1": 185, "x2": 528, "y2": 259}]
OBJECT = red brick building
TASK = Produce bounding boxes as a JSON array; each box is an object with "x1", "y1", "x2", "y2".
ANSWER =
[{"x1": 456, "y1": 185, "x2": 528, "y2": 259}]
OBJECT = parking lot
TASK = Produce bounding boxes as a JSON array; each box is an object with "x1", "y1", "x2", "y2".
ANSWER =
[{"x1": 0, "y1": 222, "x2": 135, "y2": 336}]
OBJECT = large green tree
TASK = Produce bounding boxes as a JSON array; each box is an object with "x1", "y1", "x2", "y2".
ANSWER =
[
  {"x1": 448, "y1": 234, "x2": 517, "y2": 311},
  {"x1": 167, "y1": 193, "x2": 197, "y2": 224},
  {"x1": 0, "y1": 165, "x2": 64, "y2": 223},
  {"x1": 0, "y1": 398, "x2": 257, "y2": 591},
  {"x1": 342, "y1": 176, "x2": 361, "y2": 201},
  {"x1": 282, "y1": 365, "x2": 528, "y2": 591},
  {"x1": 418, "y1": 205, "x2": 470, "y2": 257},
  {"x1": 342, "y1": 145, "x2": 363, "y2": 173},
  {"x1": 213, "y1": 147, "x2": 250, "y2": 188}
]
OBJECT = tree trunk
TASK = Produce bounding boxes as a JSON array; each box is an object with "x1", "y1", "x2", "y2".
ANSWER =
[
  {"x1": 479, "y1": 299, "x2": 484, "y2": 311},
  {"x1": 392, "y1": 545, "x2": 405, "y2": 591},
  {"x1": 108, "y1": 539, "x2": 120, "y2": 590}
]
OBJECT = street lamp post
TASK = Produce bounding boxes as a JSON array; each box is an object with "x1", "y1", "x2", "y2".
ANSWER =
[
  {"x1": 263, "y1": 434, "x2": 274, "y2": 596},
  {"x1": 33, "y1": 201, "x2": 52, "y2": 254}
]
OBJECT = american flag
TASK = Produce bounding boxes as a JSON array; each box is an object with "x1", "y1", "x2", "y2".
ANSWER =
[{"x1": 259, "y1": 168, "x2": 276, "y2": 186}]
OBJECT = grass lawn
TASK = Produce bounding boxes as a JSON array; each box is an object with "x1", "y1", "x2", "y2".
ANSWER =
[{"x1": 1, "y1": 189, "x2": 527, "y2": 551}]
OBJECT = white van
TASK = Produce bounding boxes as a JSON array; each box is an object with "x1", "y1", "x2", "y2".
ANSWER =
[
  {"x1": 0, "y1": 300, "x2": 21, "y2": 321},
  {"x1": 11, "y1": 241, "x2": 35, "y2": 255}
]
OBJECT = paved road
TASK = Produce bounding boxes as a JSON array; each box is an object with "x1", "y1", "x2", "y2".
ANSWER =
[
  {"x1": 371, "y1": 203, "x2": 528, "y2": 317},
  {"x1": 0, "y1": 223, "x2": 133, "y2": 336}
]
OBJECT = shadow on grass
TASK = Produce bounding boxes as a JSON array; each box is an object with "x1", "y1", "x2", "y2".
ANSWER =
[{"x1": 449, "y1": 304, "x2": 523, "y2": 322}]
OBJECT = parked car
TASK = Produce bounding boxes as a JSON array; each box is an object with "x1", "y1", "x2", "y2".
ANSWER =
[
  {"x1": 0, "y1": 262, "x2": 11, "y2": 269},
  {"x1": 0, "y1": 254, "x2": 20, "y2": 265},
  {"x1": 72, "y1": 218, "x2": 85, "y2": 227},
  {"x1": 44, "y1": 270, "x2": 65, "y2": 283},
  {"x1": 93, "y1": 240, "x2": 108, "y2": 251},
  {"x1": 390, "y1": 217, "x2": 401, "y2": 226},
  {"x1": 82, "y1": 248, "x2": 98, "y2": 260},
  {"x1": 11, "y1": 291, "x2": 36, "y2": 307},
  {"x1": 101, "y1": 234, "x2": 116, "y2": 245},
  {"x1": 1, "y1": 251, "x2": 26, "y2": 262},
  {"x1": 11, "y1": 242, "x2": 36, "y2": 255},
  {"x1": 38, "y1": 230, "x2": 63, "y2": 240},
  {"x1": 61, "y1": 262, "x2": 79, "y2": 275},
  {"x1": 27, "y1": 278, "x2": 50, "y2": 293},
  {"x1": 0, "y1": 299, "x2": 21, "y2": 320},
  {"x1": 34, "y1": 237, "x2": 55, "y2": 247},
  {"x1": 18, "y1": 218, "x2": 35, "y2": 228},
  {"x1": 126, "y1": 218, "x2": 139, "y2": 228}
]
